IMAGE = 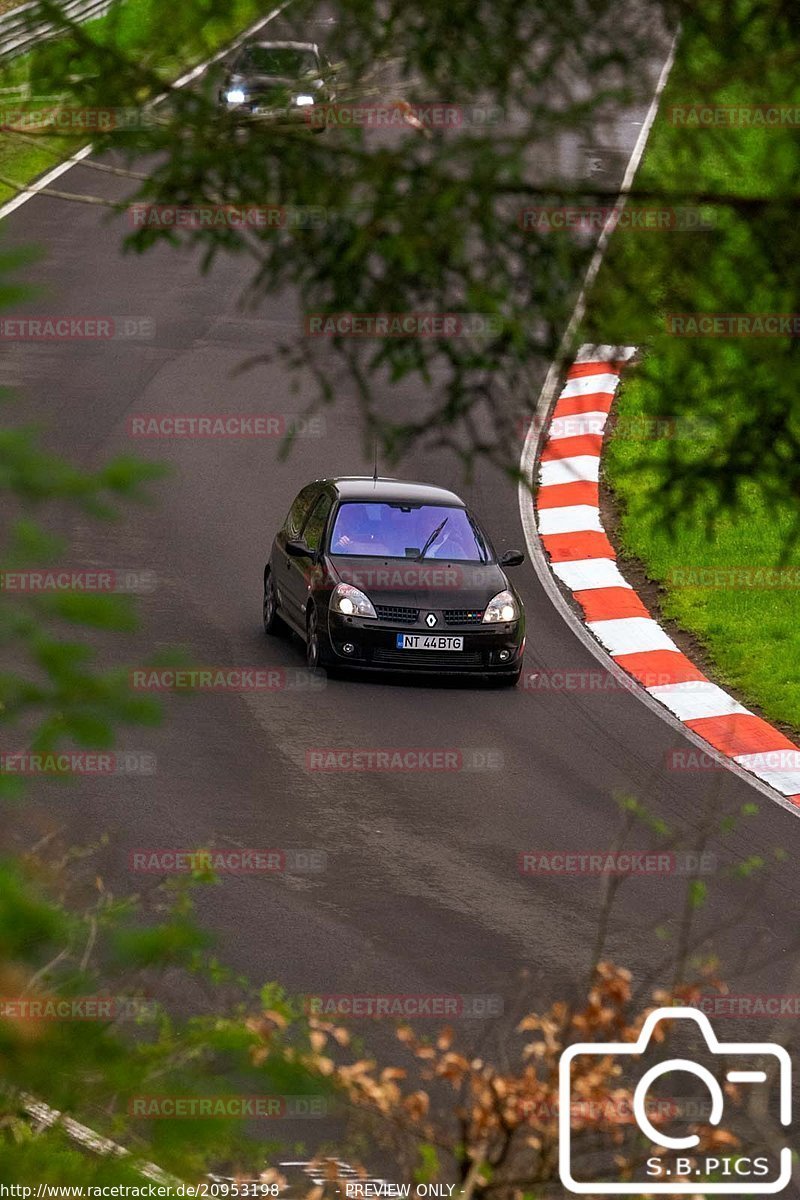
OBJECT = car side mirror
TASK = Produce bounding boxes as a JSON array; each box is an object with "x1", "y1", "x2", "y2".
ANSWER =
[
  {"x1": 286, "y1": 539, "x2": 314, "y2": 559},
  {"x1": 500, "y1": 549, "x2": 525, "y2": 567}
]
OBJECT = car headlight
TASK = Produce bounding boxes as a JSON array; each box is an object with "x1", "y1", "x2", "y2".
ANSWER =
[
  {"x1": 482, "y1": 590, "x2": 518, "y2": 623},
  {"x1": 293, "y1": 93, "x2": 315, "y2": 106},
  {"x1": 225, "y1": 88, "x2": 246, "y2": 105},
  {"x1": 332, "y1": 583, "x2": 377, "y2": 619}
]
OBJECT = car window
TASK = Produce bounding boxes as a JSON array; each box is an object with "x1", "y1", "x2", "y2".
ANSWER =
[
  {"x1": 301, "y1": 492, "x2": 333, "y2": 551},
  {"x1": 238, "y1": 46, "x2": 319, "y2": 76},
  {"x1": 283, "y1": 485, "x2": 319, "y2": 541},
  {"x1": 329, "y1": 502, "x2": 490, "y2": 562}
]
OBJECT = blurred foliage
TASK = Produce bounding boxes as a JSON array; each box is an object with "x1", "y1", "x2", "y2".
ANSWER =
[
  {"x1": 2, "y1": 0, "x2": 795, "y2": 499},
  {"x1": 296, "y1": 964, "x2": 746, "y2": 1194},
  {"x1": 5, "y1": 0, "x2": 676, "y2": 470}
]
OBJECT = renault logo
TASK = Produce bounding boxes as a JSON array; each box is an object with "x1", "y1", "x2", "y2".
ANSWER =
[{"x1": 425, "y1": 612, "x2": 438, "y2": 628}]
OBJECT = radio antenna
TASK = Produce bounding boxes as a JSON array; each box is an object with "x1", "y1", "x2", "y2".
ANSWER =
[{"x1": 372, "y1": 437, "x2": 379, "y2": 484}]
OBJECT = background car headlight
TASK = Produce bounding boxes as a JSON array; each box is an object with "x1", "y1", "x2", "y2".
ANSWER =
[
  {"x1": 225, "y1": 88, "x2": 246, "y2": 104},
  {"x1": 293, "y1": 94, "x2": 315, "y2": 106},
  {"x1": 332, "y1": 583, "x2": 377, "y2": 618},
  {"x1": 482, "y1": 590, "x2": 518, "y2": 623}
]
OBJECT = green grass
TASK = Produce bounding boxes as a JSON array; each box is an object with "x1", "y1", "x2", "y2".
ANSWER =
[
  {"x1": 586, "y1": 3, "x2": 800, "y2": 731},
  {"x1": 0, "y1": 0, "x2": 271, "y2": 205},
  {"x1": 607, "y1": 412, "x2": 800, "y2": 727}
]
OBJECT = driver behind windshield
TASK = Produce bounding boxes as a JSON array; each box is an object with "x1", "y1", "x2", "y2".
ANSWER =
[{"x1": 330, "y1": 503, "x2": 485, "y2": 561}]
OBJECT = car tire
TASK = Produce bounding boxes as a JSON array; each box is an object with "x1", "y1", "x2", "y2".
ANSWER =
[
  {"x1": 305, "y1": 603, "x2": 329, "y2": 672},
  {"x1": 263, "y1": 569, "x2": 288, "y2": 636}
]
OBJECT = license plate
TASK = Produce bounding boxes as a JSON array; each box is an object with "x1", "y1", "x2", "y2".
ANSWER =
[{"x1": 395, "y1": 634, "x2": 463, "y2": 651}]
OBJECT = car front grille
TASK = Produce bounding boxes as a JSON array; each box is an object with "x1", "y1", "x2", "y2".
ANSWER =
[
  {"x1": 375, "y1": 605, "x2": 419, "y2": 624},
  {"x1": 443, "y1": 609, "x2": 485, "y2": 625},
  {"x1": 372, "y1": 648, "x2": 484, "y2": 668}
]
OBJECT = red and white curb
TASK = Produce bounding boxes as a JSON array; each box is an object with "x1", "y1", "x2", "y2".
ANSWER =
[{"x1": 533, "y1": 344, "x2": 800, "y2": 807}]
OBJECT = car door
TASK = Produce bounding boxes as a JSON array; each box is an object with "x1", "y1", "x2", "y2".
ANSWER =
[
  {"x1": 273, "y1": 484, "x2": 320, "y2": 630},
  {"x1": 291, "y1": 489, "x2": 334, "y2": 623}
]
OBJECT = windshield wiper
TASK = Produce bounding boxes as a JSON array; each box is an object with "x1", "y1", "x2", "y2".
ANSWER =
[
  {"x1": 416, "y1": 516, "x2": 448, "y2": 561},
  {"x1": 465, "y1": 510, "x2": 490, "y2": 563}
]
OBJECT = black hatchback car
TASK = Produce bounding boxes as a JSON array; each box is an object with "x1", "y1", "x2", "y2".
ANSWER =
[
  {"x1": 263, "y1": 477, "x2": 526, "y2": 683},
  {"x1": 219, "y1": 40, "x2": 330, "y2": 124}
]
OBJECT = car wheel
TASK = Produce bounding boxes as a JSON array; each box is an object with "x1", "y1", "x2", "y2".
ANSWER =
[
  {"x1": 263, "y1": 569, "x2": 288, "y2": 636},
  {"x1": 305, "y1": 603, "x2": 326, "y2": 671}
]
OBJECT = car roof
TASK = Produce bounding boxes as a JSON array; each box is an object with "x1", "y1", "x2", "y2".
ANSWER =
[{"x1": 321, "y1": 477, "x2": 466, "y2": 506}]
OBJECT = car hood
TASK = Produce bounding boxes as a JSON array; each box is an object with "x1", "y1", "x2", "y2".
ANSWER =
[
  {"x1": 326, "y1": 556, "x2": 511, "y2": 609},
  {"x1": 227, "y1": 72, "x2": 322, "y2": 89}
]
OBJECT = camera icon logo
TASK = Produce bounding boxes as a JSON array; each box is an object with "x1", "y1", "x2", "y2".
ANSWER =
[{"x1": 559, "y1": 1006, "x2": 792, "y2": 1194}]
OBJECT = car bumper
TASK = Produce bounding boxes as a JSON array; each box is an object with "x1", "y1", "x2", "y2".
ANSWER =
[
  {"x1": 222, "y1": 101, "x2": 323, "y2": 123},
  {"x1": 326, "y1": 613, "x2": 524, "y2": 675}
]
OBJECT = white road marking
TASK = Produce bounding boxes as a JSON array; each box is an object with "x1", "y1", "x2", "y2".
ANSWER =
[
  {"x1": 551, "y1": 557, "x2": 633, "y2": 592},
  {"x1": 559, "y1": 373, "x2": 621, "y2": 398},
  {"x1": 647, "y1": 680, "x2": 752, "y2": 722},
  {"x1": 587, "y1": 616, "x2": 679, "y2": 656},
  {"x1": 537, "y1": 504, "x2": 604, "y2": 535},
  {"x1": 549, "y1": 411, "x2": 610, "y2": 438},
  {"x1": 733, "y1": 756, "x2": 800, "y2": 796},
  {"x1": 539, "y1": 454, "x2": 601, "y2": 485}
]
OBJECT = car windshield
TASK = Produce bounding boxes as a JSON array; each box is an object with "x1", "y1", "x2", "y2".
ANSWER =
[
  {"x1": 238, "y1": 46, "x2": 318, "y2": 76},
  {"x1": 329, "y1": 502, "x2": 490, "y2": 562}
]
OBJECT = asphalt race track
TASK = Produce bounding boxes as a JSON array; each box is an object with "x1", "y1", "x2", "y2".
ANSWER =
[{"x1": 2, "y1": 8, "x2": 800, "y2": 1147}]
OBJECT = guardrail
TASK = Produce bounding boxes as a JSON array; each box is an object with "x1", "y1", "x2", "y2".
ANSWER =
[{"x1": 0, "y1": 0, "x2": 114, "y2": 60}]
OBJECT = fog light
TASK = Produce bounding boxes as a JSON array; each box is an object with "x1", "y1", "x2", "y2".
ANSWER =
[
  {"x1": 342, "y1": 643, "x2": 355, "y2": 654},
  {"x1": 499, "y1": 650, "x2": 510, "y2": 662}
]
